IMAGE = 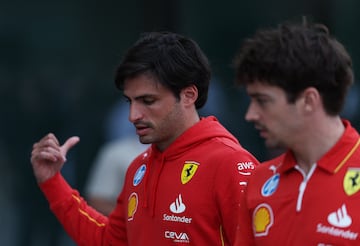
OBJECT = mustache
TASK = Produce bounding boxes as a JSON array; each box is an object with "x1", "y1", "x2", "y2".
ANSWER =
[
  {"x1": 134, "y1": 121, "x2": 152, "y2": 128},
  {"x1": 254, "y1": 122, "x2": 266, "y2": 131}
]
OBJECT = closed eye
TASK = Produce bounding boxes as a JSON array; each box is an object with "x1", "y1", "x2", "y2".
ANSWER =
[{"x1": 141, "y1": 96, "x2": 156, "y2": 105}]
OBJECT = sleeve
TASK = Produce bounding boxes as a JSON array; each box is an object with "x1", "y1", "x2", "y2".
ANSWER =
[
  {"x1": 39, "y1": 172, "x2": 127, "y2": 246},
  {"x1": 234, "y1": 180, "x2": 256, "y2": 246},
  {"x1": 214, "y1": 150, "x2": 258, "y2": 245}
]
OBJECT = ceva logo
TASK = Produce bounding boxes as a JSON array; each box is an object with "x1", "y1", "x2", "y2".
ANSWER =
[{"x1": 165, "y1": 231, "x2": 190, "y2": 243}]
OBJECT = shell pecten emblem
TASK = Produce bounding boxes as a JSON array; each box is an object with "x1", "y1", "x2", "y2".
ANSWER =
[
  {"x1": 253, "y1": 203, "x2": 274, "y2": 236},
  {"x1": 128, "y1": 192, "x2": 138, "y2": 221}
]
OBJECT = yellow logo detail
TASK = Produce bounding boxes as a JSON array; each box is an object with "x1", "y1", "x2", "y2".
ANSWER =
[
  {"x1": 128, "y1": 192, "x2": 138, "y2": 221},
  {"x1": 343, "y1": 168, "x2": 360, "y2": 196},
  {"x1": 253, "y1": 203, "x2": 273, "y2": 236},
  {"x1": 181, "y1": 161, "x2": 199, "y2": 184}
]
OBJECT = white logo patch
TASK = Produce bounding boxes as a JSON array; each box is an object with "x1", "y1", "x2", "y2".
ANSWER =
[
  {"x1": 327, "y1": 204, "x2": 352, "y2": 228},
  {"x1": 316, "y1": 204, "x2": 358, "y2": 240},
  {"x1": 170, "y1": 194, "x2": 186, "y2": 214},
  {"x1": 237, "y1": 161, "x2": 255, "y2": 175}
]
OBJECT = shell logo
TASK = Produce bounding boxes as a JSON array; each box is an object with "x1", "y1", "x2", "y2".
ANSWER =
[
  {"x1": 128, "y1": 192, "x2": 138, "y2": 221},
  {"x1": 253, "y1": 203, "x2": 274, "y2": 236}
]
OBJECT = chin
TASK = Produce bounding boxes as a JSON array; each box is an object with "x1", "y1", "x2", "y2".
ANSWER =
[
  {"x1": 265, "y1": 140, "x2": 279, "y2": 149},
  {"x1": 139, "y1": 136, "x2": 152, "y2": 145}
]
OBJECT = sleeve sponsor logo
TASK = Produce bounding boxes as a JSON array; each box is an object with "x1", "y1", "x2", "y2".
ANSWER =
[
  {"x1": 237, "y1": 161, "x2": 255, "y2": 175},
  {"x1": 343, "y1": 168, "x2": 360, "y2": 196},
  {"x1": 127, "y1": 192, "x2": 138, "y2": 221},
  {"x1": 261, "y1": 174, "x2": 280, "y2": 197},
  {"x1": 253, "y1": 203, "x2": 274, "y2": 237},
  {"x1": 181, "y1": 161, "x2": 199, "y2": 184},
  {"x1": 133, "y1": 164, "x2": 146, "y2": 186}
]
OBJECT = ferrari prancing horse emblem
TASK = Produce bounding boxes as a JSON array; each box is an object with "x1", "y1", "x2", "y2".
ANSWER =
[
  {"x1": 344, "y1": 168, "x2": 360, "y2": 196},
  {"x1": 181, "y1": 161, "x2": 200, "y2": 184}
]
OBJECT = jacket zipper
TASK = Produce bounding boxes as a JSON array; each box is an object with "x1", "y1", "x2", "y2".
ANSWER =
[{"x1": 295, "y1": 164, "x2": 317, "y2": 212}]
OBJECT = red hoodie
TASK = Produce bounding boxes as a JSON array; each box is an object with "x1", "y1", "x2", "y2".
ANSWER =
[{"x1": 40, "y1": 116, "x2": 259, "y2": 245}]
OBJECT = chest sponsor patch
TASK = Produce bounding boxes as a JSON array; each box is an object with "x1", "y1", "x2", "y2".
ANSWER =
[
  {"x1": 165, "y1": 230, "x2": 190, "y2": 243},
  {"x1": 170, "y1": 194, "x2": 186, "y2": 213},
  {"x1": 133, "y1": 164, "x2": 146, "y2": 186},
  {"x1": 261, "y1": 174, "x2": 280, "y2": 197},
  {"x1": 128, "y1": 192, "x2": 138, "y2": 221},
  {"x1": 316, "y1": 204, "x2": 358, "y2": 240},
  {"x1": 181, "y1": 161, "x2": 199, "y2": 184},
  {"x1": 163, "y1": 194, "x2": 192, "y2": 224},
  {"x1": 253, "y1": 203, "x2": 274, "y2": 237},
  {"x1": 343, "y1": 168, "x2": 360, "y2": 196}
]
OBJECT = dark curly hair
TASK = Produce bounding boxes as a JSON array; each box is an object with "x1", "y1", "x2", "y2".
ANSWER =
[{"x1": 234, "y1": 19, "x2": 354, "y2": 115}]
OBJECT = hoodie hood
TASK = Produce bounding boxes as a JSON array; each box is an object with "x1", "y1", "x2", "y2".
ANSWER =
[{"x1": 139, "y1": 116, "x2": 240, "y2": 215}]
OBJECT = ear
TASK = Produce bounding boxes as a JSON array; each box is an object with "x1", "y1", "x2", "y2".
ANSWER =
[
  {"x1": 300, "y1": 87, "x2": 321, "y2": 113},
  {"x1": 181, "y1": 85, "x2": 198, "y2": 107}
]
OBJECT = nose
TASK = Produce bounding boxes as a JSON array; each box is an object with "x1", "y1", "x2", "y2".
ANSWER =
[
  {"x1": 129, "y1": 103, "x2": 143, "y2": 123},
  {"x1": 245, "y1": 103, "x2": 259, "y2": 122}
]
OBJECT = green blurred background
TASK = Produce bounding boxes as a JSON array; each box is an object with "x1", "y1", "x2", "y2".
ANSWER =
[{"x1": 1, "y1": 0, "x2": 360, "y2": 245}]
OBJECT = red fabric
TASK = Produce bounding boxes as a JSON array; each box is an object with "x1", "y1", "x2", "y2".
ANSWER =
[
  {"x1": 235, "y1": 120, "x2": 360, "y2": 245},
  {"x1": 40, "y1": 116, "x2": 259, "y2": 245}
]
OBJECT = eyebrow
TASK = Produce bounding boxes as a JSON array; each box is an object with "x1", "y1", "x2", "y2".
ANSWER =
[
  {"x1": 123, "y1": 94, "x2": 157, "y2": 101},
  {"x1": 247, "y1": 92, "x2": 270, "y2": 98}
]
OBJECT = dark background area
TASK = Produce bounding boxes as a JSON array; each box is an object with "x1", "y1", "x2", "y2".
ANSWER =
[{"x1": 1, "y1": 0, "x2": 359, "y2": 245}]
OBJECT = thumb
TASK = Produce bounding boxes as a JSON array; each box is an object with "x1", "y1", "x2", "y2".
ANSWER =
[{"x1": 60, "y1": 136, "x2": 80, "y2": 160}]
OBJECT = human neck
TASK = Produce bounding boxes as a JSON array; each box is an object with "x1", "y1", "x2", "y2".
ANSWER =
[
  {"x1": 156, "y1": 112, "x2": 200, "y2": 152},
  {"x1": 292, "y1": 117, "x2": 345, "y2": 174}
]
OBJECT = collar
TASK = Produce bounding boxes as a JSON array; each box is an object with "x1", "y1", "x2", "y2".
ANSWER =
[{"x1": 277, "y1": 120, "x2": 360, "y2": 174}]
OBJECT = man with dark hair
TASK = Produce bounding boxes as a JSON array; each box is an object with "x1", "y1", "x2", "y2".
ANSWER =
[
  {"x1": 234, "y1": 19, "x2": 360, "y2": 245},
  {"x1": 31, "y1": 31, "x2": 258, "y2": 245}
]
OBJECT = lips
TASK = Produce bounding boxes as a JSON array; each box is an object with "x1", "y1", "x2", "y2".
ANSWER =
[
  {"x1": 134, "y1": 123, "x2": 151, "y2": 136},
  {"x1": 254, "y1": 124, "x2": 268, "y2": 138},
  {"x1": 136, "y1": 127, "x2": 150, "y2": 136}
]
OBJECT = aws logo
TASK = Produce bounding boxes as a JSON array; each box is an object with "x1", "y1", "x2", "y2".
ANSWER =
[
  {"x1": 181, "y1": 161, "x2": 199, "y2": 184},
  {"x1": 237, "y1": 161, "x2": 255, "y2": 175}
]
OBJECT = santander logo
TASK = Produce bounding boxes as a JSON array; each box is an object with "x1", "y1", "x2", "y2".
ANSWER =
[
  {"x1": 170, "y1": 194, "x2": 186, "y2": 214},
  {"x1": 327, "y1": 204, "x2": 352, "y2": 228}
]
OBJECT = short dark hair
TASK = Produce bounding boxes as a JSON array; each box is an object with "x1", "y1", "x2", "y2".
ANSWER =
[
  {"x1": 115, "y1": 32, "x2": 211, "y2": 109},
  {"x1": 234, "y1": 20, "x2": 354, "y2": 115}
]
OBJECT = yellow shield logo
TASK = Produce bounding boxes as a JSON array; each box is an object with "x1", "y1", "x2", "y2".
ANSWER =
[
  {"x1": 343, "y1": 168, "x2": 360, "y2": 196},
  {"x1": 181, "y1": 161, "x2": 199, "y2": 184}
]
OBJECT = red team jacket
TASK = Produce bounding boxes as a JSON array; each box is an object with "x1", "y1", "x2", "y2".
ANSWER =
[
  {"x1": 40, "y1": 116, "x2": 259, "y2": 245},
  {"x1": 235, "y1": 120, "x2": 360, "y2": 245}
]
